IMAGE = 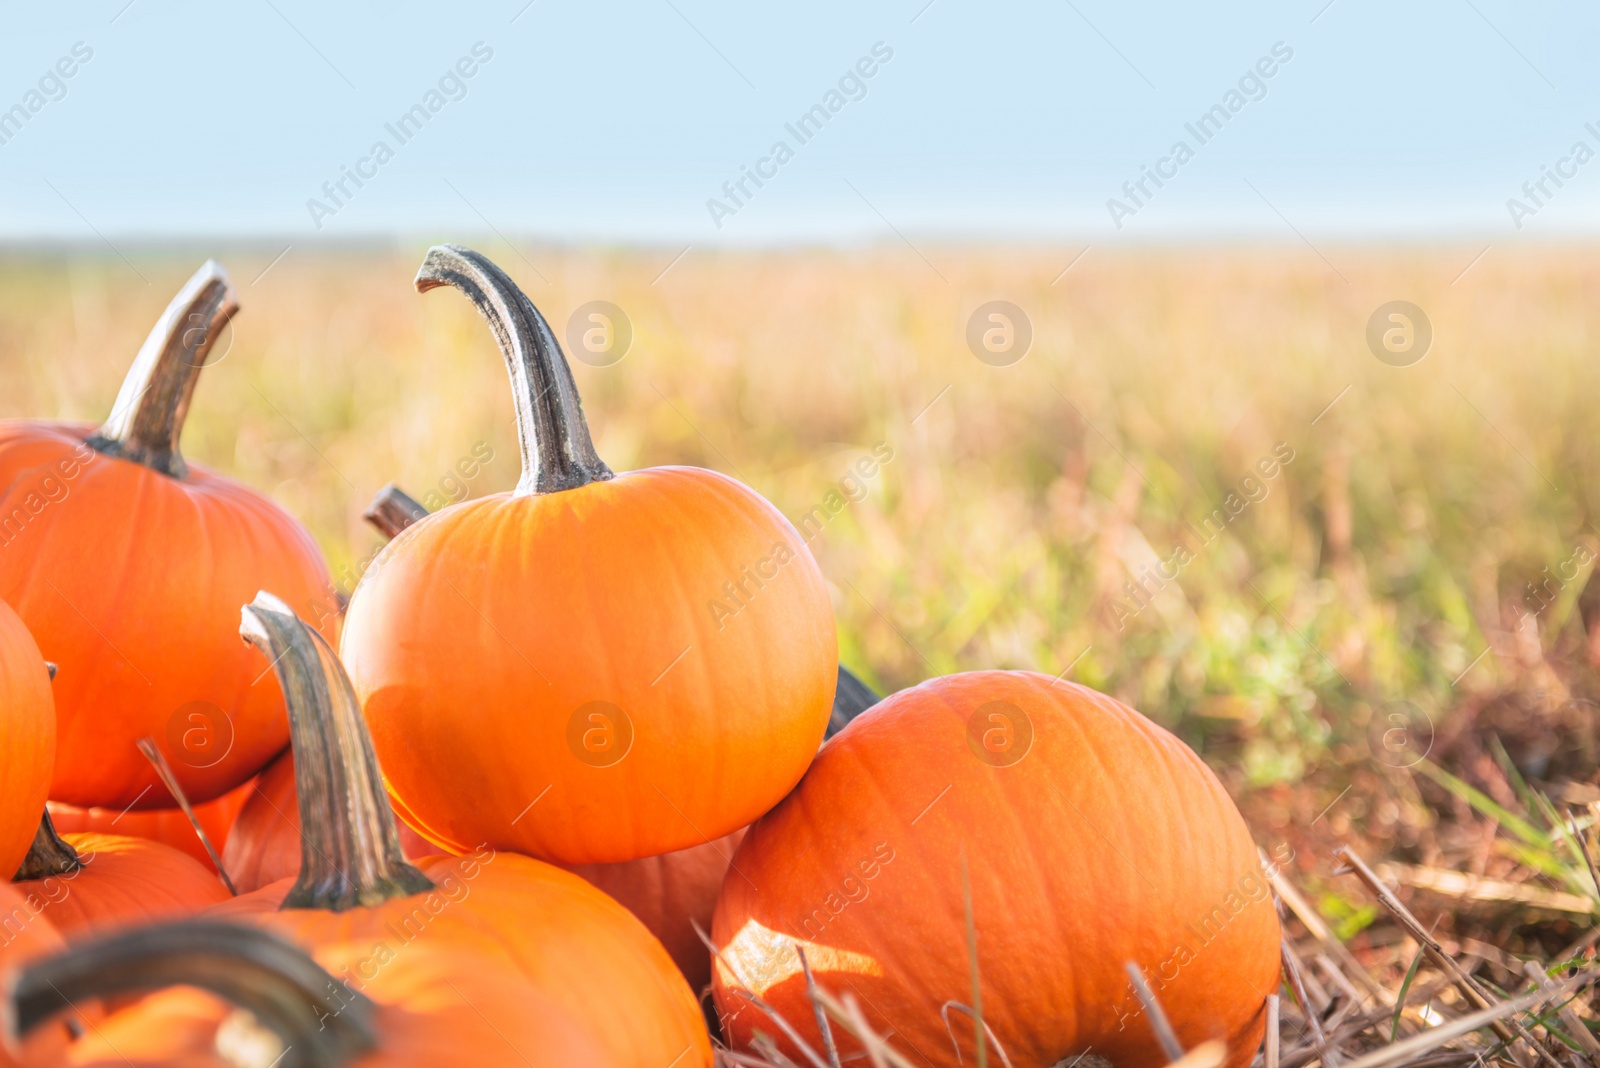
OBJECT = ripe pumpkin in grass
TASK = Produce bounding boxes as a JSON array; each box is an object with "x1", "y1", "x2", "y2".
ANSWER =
[
  {"x1": 216, "y1": 591, "x2": 710, "y2": 1068},
  {"x1": 711, "y1": 671, "x2": 1281, "y2": 1068},
  {"x1": 0, "y1": 601, "x2": 53, "y2": 882},
  {"x1": 47, "y1": 775, "x2": 254, "y2": 875},
  {"x1": 0, "y1": 262, "x2": 335, "y2": 809},
  {"x1": 11, "y1": 815, "x2": 229, "y2": 939},
  {"x1": 341, "y1": 246, "x2": 837, "y2": 866},
  {"x1": 7, "y1": 921, "x2": 613, "y2": 1068}
]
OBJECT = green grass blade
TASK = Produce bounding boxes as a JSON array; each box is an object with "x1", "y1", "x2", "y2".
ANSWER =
[
  {"x1": 1415, "y1": 759, "x2": 1550, "y2": 849},
  {"x1": 1391, "y1": 939, "x2": 1427, "y2": 1041}
]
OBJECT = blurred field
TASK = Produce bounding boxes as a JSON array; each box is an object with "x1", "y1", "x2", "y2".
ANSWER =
[{"x1": 4, "y1": 240, "x2": 1599, "y2": 803}]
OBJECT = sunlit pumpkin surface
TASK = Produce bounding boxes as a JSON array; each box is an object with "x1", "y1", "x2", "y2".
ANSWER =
[
  {"x1": 712, "y1": 671, "x2": 1281, "y2": 1068},
  {"x1": 0, "y1": 421, "x2": 335, "y2": 809},
  {"x1": 343, "y1": 464, "x2": 837, "y2": 865}
]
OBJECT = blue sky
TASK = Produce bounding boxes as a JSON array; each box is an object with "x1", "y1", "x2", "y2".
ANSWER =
[{"x1": 0, "y1": 0, "x2": 1597, "y2": 244}]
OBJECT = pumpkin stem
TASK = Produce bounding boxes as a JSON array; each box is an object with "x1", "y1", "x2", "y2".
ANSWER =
[
  {"x1": 5, "y1": 920, "x2": 376, "y2": 1068},
  {"x1": 12, "y1": 810, "x2": 83, "y2": 880},
  {"x1": 362, "y1": 483, "x2": 429, "y2": 539},
  {"x1": 239, "y1": 591, "x2": 433, "y2": 911},
  {"x1": 85, "y1": 260, "x2": 240, "y2": 480},
  {"x1": 414, "y1": 245, "x2": 612, "y2": 495}
]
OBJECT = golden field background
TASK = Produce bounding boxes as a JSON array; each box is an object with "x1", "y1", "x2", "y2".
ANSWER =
[{"x1": 3, "y1": 242, "x2": 1597, "y2": 794}]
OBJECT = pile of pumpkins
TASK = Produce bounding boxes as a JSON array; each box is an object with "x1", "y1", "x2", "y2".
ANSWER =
[{"x1": 0, "y1": 246, "x2": 1281, "y2": 1068}]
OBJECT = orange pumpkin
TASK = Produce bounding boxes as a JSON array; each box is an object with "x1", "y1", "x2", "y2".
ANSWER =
[
  {"x1": 220, "y1": 749, "x2": 434, "y2": 895},
  {"x1": 566, "y1": 830, "x2": 745, "y2": 995},
  {"x1": 0, "y1": 881, "x2": 73, "y2": 1068},
  {"x1": 340, "y1": 245, "x2": 837, "y2": 866},
  {"x1": 217, "y1": 591, "x2": 711, "y2": 1068},
  {"x1": 6, "y1": 920, "x2": 612, "y2": 1068},
  {"x1": 47, "y1": 775, "x2": 254, "y2": 875},
  {"x1": 711, "y1": 671, "x2": 1281, "y2": 1068},
  {"x1": 0, "y1": 600, "x2": 53, "y2": 881},
  {"x1": 0, "y1": 262, "x2": 335, "y2": 809},
  {"x1": 11, "y1": 813, "x2": 229, "y2": 938}
]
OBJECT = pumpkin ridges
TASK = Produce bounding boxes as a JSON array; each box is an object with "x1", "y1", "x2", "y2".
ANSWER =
[
  {"x1": 12, "y1": 830, "x2": 230, "y2": 939},
  {"x1": 6, "y1": 457, "x2": 332, "y2": 806},
  {"x1": 357, "y1": 482, "x2": 777, "y2": 994},
  {"x1": 349, "y1": 466, "x2": 837, "y2": 865},
  {"x1": 712, "y1": 671, "x2": 1280, "y2": 1068}
]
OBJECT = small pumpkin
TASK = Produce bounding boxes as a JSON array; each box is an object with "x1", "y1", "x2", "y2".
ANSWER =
[
  {"x1": 340, "y1": 246, "x2": 838, "y2": 865},
  {"x1": 212, "y1": 591, "x2": 711, "y2": 1068},
  {"x1": 359, "y1": 482, "x2": 876, "y2": 991},
  {"x1": 220, "y1": 748, "x2": 434, "y2": 895},
  {"x1": 10, "y1": 812, "x2": 230, "y2": 938},
  {"x1": 47, "y1": 775, "x2": 254, "y2": 875},
  {"x1": 6, "y1": 920, "x2": 612, "y2": 1068},
  {"x1": 0, "y1": 262, "x2": 336, "y2": 809},
  {"x1": 0, "y1": 600, "x2": 53, "y2": 881},
  {"x1": 711, "y1": 671, "x2": 1281, "y2": 1068}
]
